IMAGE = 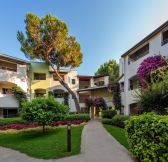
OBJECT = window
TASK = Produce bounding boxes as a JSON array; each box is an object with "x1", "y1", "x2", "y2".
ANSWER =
[
  {"x1": 120, "y1": 82, "x2": 124, "y2": 92},
  {"x1": 129, "y1": 76, "x2": 140, "y2": 90},
  {"x1": 0, "y1": 60, "x2": 17, "y2": 72},
  {"x1": 128, "y1": 44, "x2": 149, "y2": 64},
  {"x1": 162, "y1": 30, "x2": 168, "y2": 45},
  {"x1": 72, "y1": 79, "x2": 76, "y2": 85},
  {"x1": 53, "y1": 89, "x2": 65, "y2": 98},
  {"x1": 34, "y1": 89, "x2": 46, "y2": 97},
  {"x1": 3, "y1": 109, "x2": 18, "y2": 118},
  {"x1": 34, "y1": 73, "x2": 46, "y2": 80},
  {"x1": 129, "y1": 103, "x2": 142, "y2": 115},
  {"x1": 53, "y1": 74, "x2": 64, "y2": 81},
  {"x1": 2, "y1": 88, "x2": 12, "y2": 94}
]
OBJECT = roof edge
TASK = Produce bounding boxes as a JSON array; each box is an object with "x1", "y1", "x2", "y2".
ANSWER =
[
  {"x1": 121, "y1": 20, "x2": 168, "y2": 57},
  {"x1": 0, "y1": 53, "x2": 29, "y2": 64}
]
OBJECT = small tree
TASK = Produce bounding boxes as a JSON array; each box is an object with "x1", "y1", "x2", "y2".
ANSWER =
[
  {"x1": 22, "y1": 96, "x2": 68, "y2": 133},
  {"x1": 17, "y1": 13, "x2": 82, "y2": 112},
  {"x1": 109, "y1": 83, "x2": 121, "y2": 110}
]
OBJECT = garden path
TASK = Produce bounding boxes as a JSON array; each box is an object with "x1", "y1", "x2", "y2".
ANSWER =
[{"x1": 0, "y1": 120, "x2": 134, "y2": 162}]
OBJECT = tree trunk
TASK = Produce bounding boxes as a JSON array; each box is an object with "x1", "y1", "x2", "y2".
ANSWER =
[
  {"x1": 42, "y1": 123, "x2": 45, "y2": 133},
  {"x1": 49, "y1": 62, "x2": 80, "y2": 112}
]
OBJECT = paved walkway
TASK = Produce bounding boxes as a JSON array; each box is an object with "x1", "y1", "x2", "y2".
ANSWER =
[{"x1": 0, "y1": 120, "x2": 135, "y2": 162}]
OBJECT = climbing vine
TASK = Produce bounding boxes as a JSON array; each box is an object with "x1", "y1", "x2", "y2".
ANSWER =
[{"x1": 12, "y1": 86, "x2": 27, "y2": 110}]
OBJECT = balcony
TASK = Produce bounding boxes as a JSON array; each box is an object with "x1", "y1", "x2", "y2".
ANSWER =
[
  {"x1": 0, "y1": 94, "x2": 19, "y2": 108},
  {"x1": 92, "y1": 76, "x2": 109, "y2": 87},
  {"x1": 128, "y1": 44, "x2": 149, "y2": 65}
]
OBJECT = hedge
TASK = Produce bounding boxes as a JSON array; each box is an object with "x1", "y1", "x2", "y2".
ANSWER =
[
  {"x1": 102, "y1": 109, "x2": 117, "y2": 119},
  {"x1": 102, "y1": 115, "x2": 129, "y2": 128},
  {"x1": 0, "y1": 114, "x2": 90, "y2": 126},
  {"x1": 125, "y1": 113, "x2": 168, "y2": 162},
  {"x1": 0, "y1": 117, "x2": 26, "y2": 126},
  {"x1": 64, "y1": 114, "x2": 90, "y2": 121}
]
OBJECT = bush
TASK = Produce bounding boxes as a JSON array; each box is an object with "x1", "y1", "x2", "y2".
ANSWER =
[
  {"x1": 111, "y1": 115, "x2": 129, "y2": 128},
  {"x1": 125, "y1": 113, "x2": 168, "y2": 162},
  {"x1": 136, "y1": 80, "x2": 168, "y2": 115},
  {"x1": 102, "y1": 115, "x2": 129, "y2": 128},
  {"x1": 102, "y1": 118, "x2": 113, "y2": 125},
  {"x1": 65, "y1": 114, "x2": 90, "y2": 121},
  {"x1": 102, "y1": 109, "x2": 117, "y2": 119},
  {"x1": 0, "y1": 117, "x2": 26, "y2": 126},
  {"x1": 22, "y1": 96, "x2": 68, "y2": 133}
]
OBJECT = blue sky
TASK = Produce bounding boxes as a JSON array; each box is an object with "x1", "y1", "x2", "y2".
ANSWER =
[{"x1": 0, "y1": 0, "x2": 168, "y2": 75}]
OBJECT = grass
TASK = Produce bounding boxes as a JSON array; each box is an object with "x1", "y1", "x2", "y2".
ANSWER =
[
  {"x1": 103, "y1": 124, "x2": 129, "y2": 149},
  {"x1": 0, "y1": 126, "x2": 83, "y2": 159}
]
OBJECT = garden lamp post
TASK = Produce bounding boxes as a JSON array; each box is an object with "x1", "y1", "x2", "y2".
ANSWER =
[{"x1": 67, "y1": 122, "x2": 71, "y2": 152}]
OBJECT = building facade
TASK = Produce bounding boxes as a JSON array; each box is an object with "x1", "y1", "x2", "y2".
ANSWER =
[
  {"x1": 119, "y1": 21, "x2": 168, "y2": 115},
  {"x1": 29, "y1": 63, "x2": 113, "y2": 113},
  {"x1": 78, "y1": 75, "x2": 113, "y2": 113},
  {"x1": 0, "y1": 53, "x2": 29, "y2": 118},
  {"x1": 29, "y1": 62, "x2": 79, "y2": 112}
]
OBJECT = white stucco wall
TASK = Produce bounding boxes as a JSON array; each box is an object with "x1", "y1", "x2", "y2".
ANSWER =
[
  {"x1": 49, "y1": 70, "x2": 78, "y2": 112},
  {"x1": 0, "y1": 64, "x2": 29, "y2": 92},
  {"x1": 0, "y1": 94, "x2": 19, "y2": 108},
  {"x1": 0, "y1": 63, "x2": 29, "y2": 110},
  {"x1": 120, "y1": 31, "x2": 168, "y2": 115}
]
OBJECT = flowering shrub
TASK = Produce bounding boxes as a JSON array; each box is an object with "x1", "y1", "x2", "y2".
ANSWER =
[
  {"x1": 0, "y1": 120, "x2": 86, "y2": 131},
  {"x1": 137, "y1": 55, "x2": 167, "y2": 88},
  {"x1": 50, "y1": 120, "x2": 86, "y2": 127},
  {"x1": 0, "y1": 123, "x2": 38, "y2": 131},
  {"x1": 83, "y1": 96, "x2": 94, "y2": 108},
  {"x1": 83, "y1": 96, "x2": 107, "y2": 109},
  {"x1": 93, "y1": 97, "x2": 107, "y2": 109}
]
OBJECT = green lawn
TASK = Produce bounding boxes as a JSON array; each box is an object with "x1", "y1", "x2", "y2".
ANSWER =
[
  {"x1": 0, "y1": 126, "x2": 83, "y2": 159},
  {"x1": 103, "y1": 124, "x2": 129, "y2": 149}
]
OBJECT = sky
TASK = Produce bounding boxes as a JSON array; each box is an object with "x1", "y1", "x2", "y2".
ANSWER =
[{"x1": 0, "y1": 0, "x2": 168, "y2": 75}]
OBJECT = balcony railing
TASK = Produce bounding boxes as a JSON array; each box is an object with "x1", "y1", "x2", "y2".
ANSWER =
[{"x1": 161, "y1": 38, "x2": 168, "y2": 46}]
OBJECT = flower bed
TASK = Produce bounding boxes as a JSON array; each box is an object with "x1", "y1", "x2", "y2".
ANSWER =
[
  {"x1": 50, "y1": 120, "x2": 85, "y2": 127},
  {"x1": 0, "y1": 120, "x2": 86, "y2": 131}
]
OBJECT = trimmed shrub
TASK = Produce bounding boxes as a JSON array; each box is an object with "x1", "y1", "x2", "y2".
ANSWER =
[
  {"x1": 125, "y1": 113, "x2": 168, "y2": 162},
  {"x1": 102, "y1": 109, "x2": 117, "y2": 119},
  {"x1": 0, "y1": 117, "x2": 26, "y2": 126},
  {"x1": 65, "y1": 114, "x2": 90, "y2": 121},
  {"x1": 111, "y1": 115, "x2": 129, "y2": 128},
  {"x1": 102, "y1": 115, "x2": 129, "y2": 128},
  {"x1": 102, "y1": 118, "x2": 113, "y2": 125}
]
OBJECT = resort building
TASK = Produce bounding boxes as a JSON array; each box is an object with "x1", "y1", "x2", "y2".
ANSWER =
[
  {"x1": 0, "y1": 56, "x2": 113, "y2": 118},
  {"x1": 30, "y1": 62, "x2": 113, "y2": 113},
  {"x1": 78, "y1": 75, "x2": 112, "y2": 114},
  {"x1": 30, "y1": 62, "x2": 78, "y2": 112},
  {"x1": 0, "y1": 53, "x2": 29, "y2": 118},
  {"x1": 119, "y1": 20, "x2": 168, "y2": 115}
]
